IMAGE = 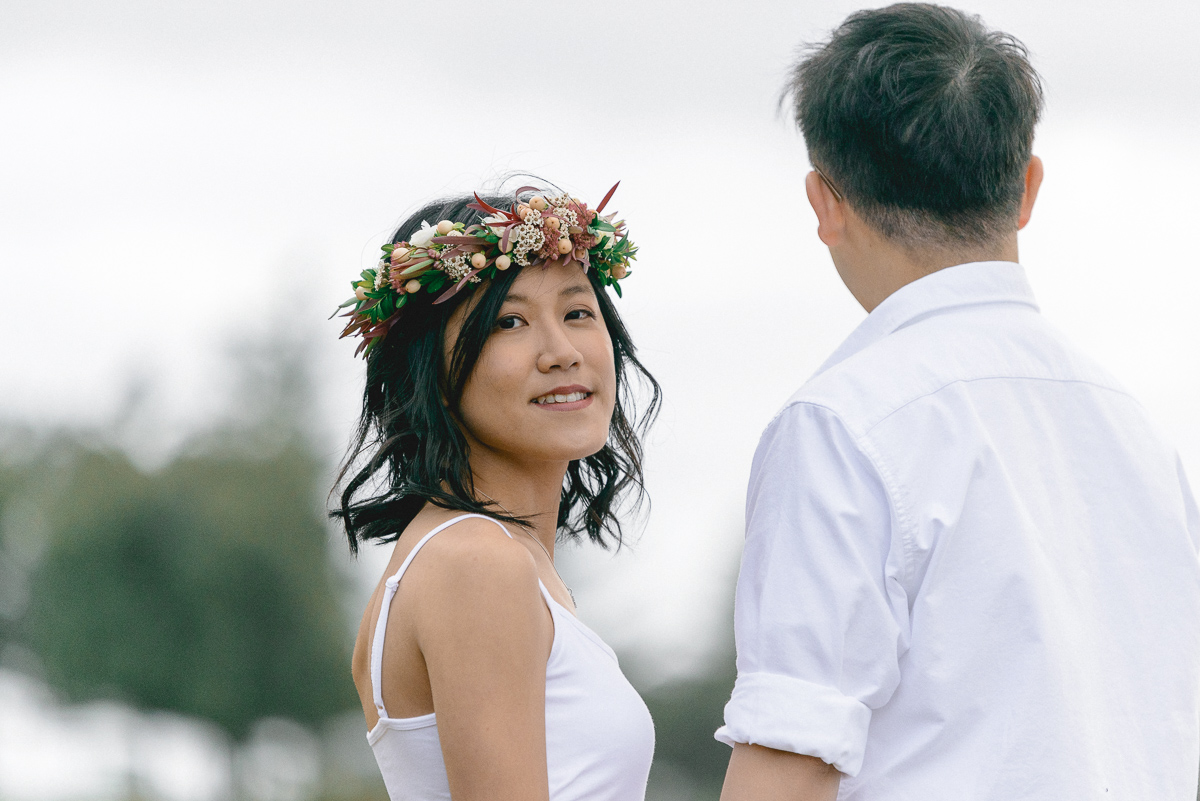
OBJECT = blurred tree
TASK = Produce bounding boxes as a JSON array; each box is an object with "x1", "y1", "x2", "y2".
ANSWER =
[
  {"x1": 22, "y1": 438, "x2": 354, "y2": 741},
  {"x1": 9, "y1": 332, "x2": 359, "y2": 801},
  {"x1": 0, "y1": 458, "x2": 25, "y2": 645},
  {"x1": 639, "y1": 641, "x2": 737, "y2": 800},
  {"x1": 0, "y1": 427, "x2": 57, "y2": 653},
  {"x1": 643, "y1": 659, "x2": 737, "y2": 799}
]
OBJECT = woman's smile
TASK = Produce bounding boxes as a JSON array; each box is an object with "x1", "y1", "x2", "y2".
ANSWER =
[{"x1": 532, "y1": 384, "x2": 594, "y2": 410}]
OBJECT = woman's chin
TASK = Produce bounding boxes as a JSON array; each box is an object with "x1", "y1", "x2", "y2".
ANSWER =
[{"x1": 493, "y1": 433, "x2": 612, "y2": 466}]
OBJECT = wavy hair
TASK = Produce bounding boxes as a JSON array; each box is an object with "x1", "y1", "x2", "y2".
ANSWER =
[{"x1": 331, "y1": 190, "x2": 660, "y2": 555}]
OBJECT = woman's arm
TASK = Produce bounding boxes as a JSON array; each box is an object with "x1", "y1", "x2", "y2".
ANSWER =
[{"x1": 409, "y1": 520, "x2": 555, "y2": 801}]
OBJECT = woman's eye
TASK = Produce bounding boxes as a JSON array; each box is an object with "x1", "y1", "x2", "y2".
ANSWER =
[
  {"x1": 496, "y1": 315, "x2": 526, "y2": 330},
  {"x1": 565, "y1": 308, "x2": 596, "y2": 321}
]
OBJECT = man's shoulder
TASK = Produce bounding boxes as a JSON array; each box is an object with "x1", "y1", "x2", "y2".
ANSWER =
[{"x1": 787, "y1": 304, "x2": 1132, "y2": 433}]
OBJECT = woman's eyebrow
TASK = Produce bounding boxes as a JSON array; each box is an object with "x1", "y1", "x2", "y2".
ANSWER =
[{"x1": 503, "y1": 284, "x2": 592, "y2": 305}]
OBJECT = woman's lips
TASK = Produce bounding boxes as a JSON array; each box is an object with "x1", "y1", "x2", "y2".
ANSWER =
[
  {"x1": 533, "y1": 394, "x2": 593, "y2": 411},
  {"x1": 531, "y1": 388, "x2": 594, "y2": 411}
]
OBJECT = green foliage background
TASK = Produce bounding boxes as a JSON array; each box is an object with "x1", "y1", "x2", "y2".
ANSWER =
[
  {"x1": 642, "y1": 655, "x2": 738, "y2": 798},
  {"x1": 21, "y1": 441, "x2": 354, "y2": 741}
]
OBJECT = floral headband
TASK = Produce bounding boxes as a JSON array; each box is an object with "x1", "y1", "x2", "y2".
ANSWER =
[{"x1": 336, "y1": 183, "x2": 636, "y2": 357}]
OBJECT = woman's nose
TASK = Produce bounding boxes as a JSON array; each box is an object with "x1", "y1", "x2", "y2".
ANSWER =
[{"x1": 537, "y1": 322, "x2": 582, "y2": 373}]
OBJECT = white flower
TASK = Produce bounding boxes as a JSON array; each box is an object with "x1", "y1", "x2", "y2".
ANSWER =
[
  {"x1": 594, "y1": 229, "x2": 618, "y2": 250},
  {"x1": 408, "y1": 222, "x2": 438, "y2": 248},
  {"x1": 441, "y1": 254, "x2": 470, "y2": 282},
  {"x1": 483, "y1": 214, "x2": 509, "y2": 238}
]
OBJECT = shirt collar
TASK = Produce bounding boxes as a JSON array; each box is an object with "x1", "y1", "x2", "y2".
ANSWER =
[{"x1": 813, "y1": 260, "x2": 1040, "y2": 378}]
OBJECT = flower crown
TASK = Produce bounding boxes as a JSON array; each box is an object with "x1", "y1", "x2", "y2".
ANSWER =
[{"x1": 337, "y1": 183, "x2": 635, "y2": 357}]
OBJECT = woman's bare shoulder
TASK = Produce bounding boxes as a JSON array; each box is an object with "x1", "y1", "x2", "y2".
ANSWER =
[
  {"x1": 405, "y1": 517, "x2": 552, "y2": 668},
  {"x1": 402, "y1": 516, "x2": 542, "y2": 612}
]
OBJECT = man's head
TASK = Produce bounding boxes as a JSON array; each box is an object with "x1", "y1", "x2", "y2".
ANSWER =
[{"x1": 785, "y1": 3, "x2": 1043, "y2": 250}]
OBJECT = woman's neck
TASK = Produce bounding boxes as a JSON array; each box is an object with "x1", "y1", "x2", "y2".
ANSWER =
[{"x1": 468, "y1": 455, "x2": 567, "y2": 558}]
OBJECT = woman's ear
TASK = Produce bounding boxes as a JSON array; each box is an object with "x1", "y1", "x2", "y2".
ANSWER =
[
  {"x1": 1017, "y1": 155, "x2": 1044, "y2": 231},
  {"x1": 806, "y1": 170, "x2": 847, "y2": 247}
]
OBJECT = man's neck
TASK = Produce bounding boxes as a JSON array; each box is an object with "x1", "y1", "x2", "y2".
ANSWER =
[{"x1": 833, "y1": 227, "x2": 1018, "y2": 313}]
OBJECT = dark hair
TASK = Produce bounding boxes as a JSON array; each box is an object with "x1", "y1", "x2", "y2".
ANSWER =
[
  {"x1": 331, "y1": 191, "x2": 660, "y2": 555},
  {"x1": 784, "y1": 3, "x2": 1043, "y2": 246}
]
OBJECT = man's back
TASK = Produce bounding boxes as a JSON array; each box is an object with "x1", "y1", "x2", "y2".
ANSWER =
[
  {"x1": 718, "y1": 8, "x2": 1199, "y2": 799},
  {"x1": 718, "y1": 261, "x2": 1200, "y2": 799}
]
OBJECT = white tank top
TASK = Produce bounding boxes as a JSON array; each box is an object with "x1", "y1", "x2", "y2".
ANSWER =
[{"x1": 366, "y1": 514, "x2": 655, "y2": 800}]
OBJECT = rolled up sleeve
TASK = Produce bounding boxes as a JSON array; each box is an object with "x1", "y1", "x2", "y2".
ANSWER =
[{"x1": 715, "y1": 402, "x2": 909, "y2": 777}]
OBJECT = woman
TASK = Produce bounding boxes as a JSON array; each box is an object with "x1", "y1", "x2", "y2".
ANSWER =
[{"x1": 332, "y1": 184, "x2": 660, "y2": 801}]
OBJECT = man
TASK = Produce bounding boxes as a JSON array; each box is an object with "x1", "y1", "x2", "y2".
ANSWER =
[{"x1": 716, "y1": 5, "x2": 1200, "y2": 800}]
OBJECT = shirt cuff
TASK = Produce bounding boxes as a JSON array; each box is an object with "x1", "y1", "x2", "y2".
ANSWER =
[{"x1": 713, "y1": 671, "x2": 872, "y2": 776}]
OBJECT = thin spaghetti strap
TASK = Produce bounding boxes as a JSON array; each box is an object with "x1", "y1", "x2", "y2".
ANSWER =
[{"x1": 369, "y1": 513, "x2": 514, "y2": 719}]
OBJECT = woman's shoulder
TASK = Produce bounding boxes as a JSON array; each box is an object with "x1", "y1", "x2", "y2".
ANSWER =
[
  {"x1": 402, "y1": 516, "x2": 553, "y2": 660},
  {"x1": 401, "y1": 514, "x2": 543, "y2": 609}
]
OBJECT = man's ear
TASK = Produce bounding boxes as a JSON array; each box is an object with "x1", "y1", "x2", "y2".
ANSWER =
[
  {"x1": 806, "y1": 170, "x2": 846, "y2": 246},
  {"x1": 1017, "y1": 155, "x2": 1044, "y2": 231}
]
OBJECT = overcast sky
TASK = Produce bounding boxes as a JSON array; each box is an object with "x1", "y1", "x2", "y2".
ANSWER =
[{"x1": 3, "y1": 0, "x2": 1199, "y2": 679}]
